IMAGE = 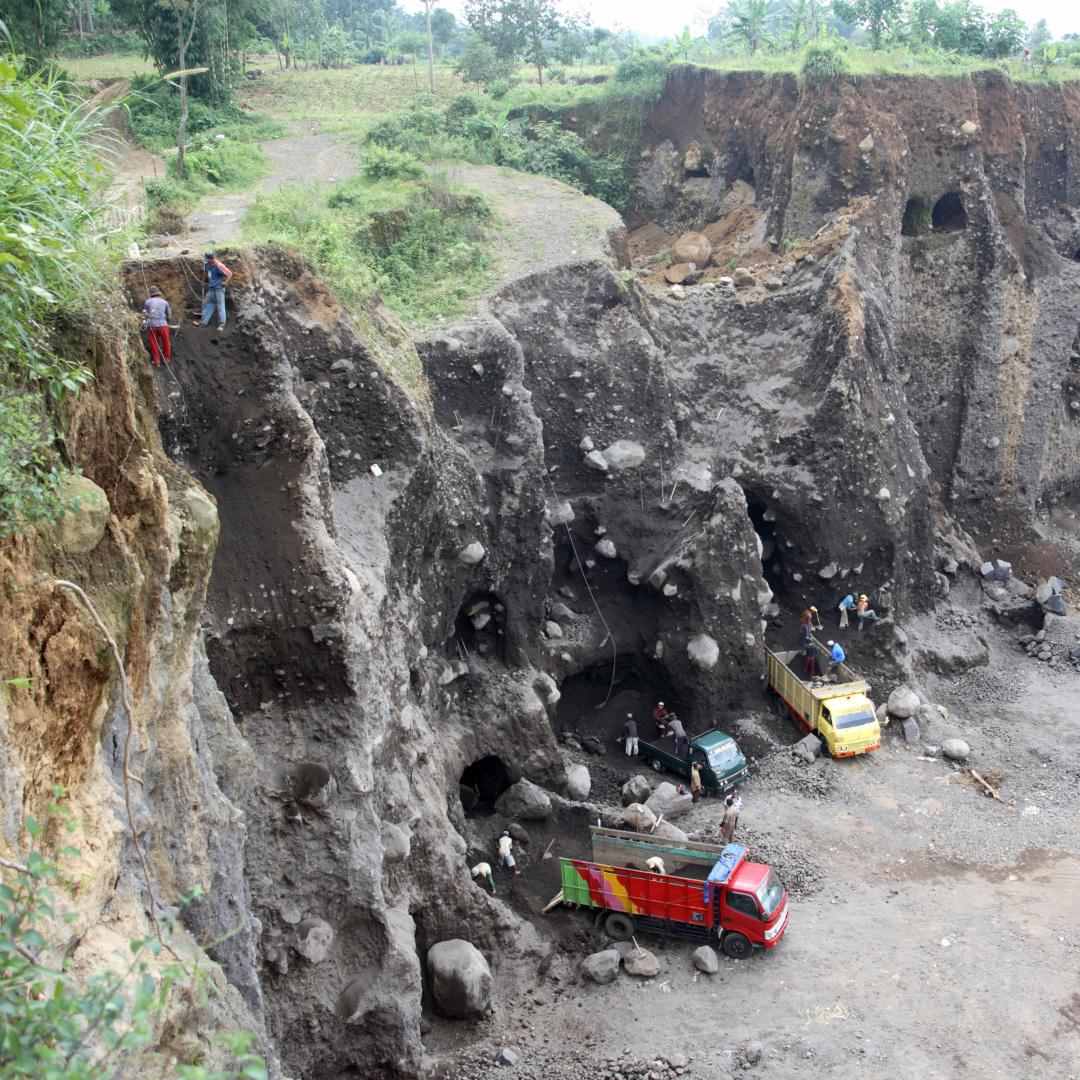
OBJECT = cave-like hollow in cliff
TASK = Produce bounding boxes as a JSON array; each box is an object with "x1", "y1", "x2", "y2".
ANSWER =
[
  {"x1": 932, "y1": 191, "x2": 968, "y2": 232},
  {"x1": 453, "y1": 591, "x2": 508, "y2": 663},
  {"x1": 460, "y1": 755, "x2": 518, "y2": 816},
  {"x1": 555, "y1": 654, "x2": 687, "y2": 755},
  {"x1": 742, "y1": 489, "x2": 787, "y2": 599}
]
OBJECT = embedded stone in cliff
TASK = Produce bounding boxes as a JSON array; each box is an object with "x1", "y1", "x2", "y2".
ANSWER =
[
  {"x1": 47, "y1": 473, "x2": 110, "y2": 555},
  {"x1": 295, "y1": 917, "x2": 334, "y2": 964},
  {"x1": 381, "y1": 821, "x2": 411, "y2": 862},
  {"x1": 819, "y1": 562, "x2": 838, "y2": 580},
  {"x1": 601, "y1": 440, "x2": 646, "y2": 472},
  {"x1": 683, "y1": 142, "x2": 707, "y2": 176},
  {"x1": 687, "y1": 633, "x2": 720, "y2": 671},
  {"x1": 595, "y1": 538, "x2": 617, "y2": 559},
  {"x1": 543, "y1": 620, "x2": 563, "y2": 639},
  {"x1": 427, "y1": 940, "x2": 493, "y2": 1019},
  {"x1": 495, "y1": 778, "x2": 552, "y2": 821},
  {"x1": 932, "y1": 191, "x2": 967, "y2": 232},
  {"x1": 584, "y1": 449, "x2": 610, "y2": 473},
  {"x1": 566, "y1": 764, "x2": 591, "y2": 801},
  {"x1": 960, "y1": 119, "x2": 978, "y2": 136},
  {"x1": 858, "y1": 133, "x2": 874, "y2": 153},
  {"x1": 548, "y1": 499, "x2": 575, "y2": 526},
  {"x1": 672, "y1": 231, "x2": 712, "y2": 265},
  {"x1": 663, "y1": 262, "x2": 702, "y2": 286},
  {"x1": 289, "y1": 762, "x2": 334, "y2": 806},
  {"x1": 458, "y1": 541, "x2": 486, "y2": 566}
]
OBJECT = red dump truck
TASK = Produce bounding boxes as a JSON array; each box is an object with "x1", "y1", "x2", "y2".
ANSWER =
[{"x1": 548, "y1": 827, "x2": 789, "y2": 959}]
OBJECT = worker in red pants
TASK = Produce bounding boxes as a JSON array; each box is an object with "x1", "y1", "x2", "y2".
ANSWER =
[{"x1": 142, "y1": 285, "x2": 172, "y2": 366}]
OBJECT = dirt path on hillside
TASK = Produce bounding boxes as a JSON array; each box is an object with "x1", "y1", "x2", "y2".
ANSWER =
[
  {"x1": 183, "y1": 131, "x2": 357, "y2": 249},
  {"x1": 435, "y1": 162, "x2": 623, "y2": 300}
]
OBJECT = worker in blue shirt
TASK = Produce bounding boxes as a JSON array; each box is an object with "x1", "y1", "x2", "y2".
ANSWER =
[
  {"x1": 838, "y1": 593, "x2": 856, "y2": 629},
  {"x1": 199, "y1": 251, "x2": 233, "y2": 328},
  {"x1": 826, "y1": 639, "x2": 846, "y2": 677}
]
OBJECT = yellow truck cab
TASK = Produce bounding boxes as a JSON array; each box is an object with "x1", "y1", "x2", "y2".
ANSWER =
[{"x1": 765, "y1": 644, "x2": 880, "y2": 757}]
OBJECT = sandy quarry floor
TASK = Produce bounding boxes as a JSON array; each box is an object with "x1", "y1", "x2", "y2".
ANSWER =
[{"x1": 428, "y1": 606, "x2": 1080, "y2": 1080}]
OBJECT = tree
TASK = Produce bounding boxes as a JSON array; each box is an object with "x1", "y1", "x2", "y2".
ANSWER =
[
  {"x1": 2, "y1": 0, "x2": 69, "y2": 64},
  {"x1": 171, "y1": 0, "x2": 202, "y2": 178},
  {"x1": 984, "y1": 8, "x2": 1024, "y2": 57},
  {"x1": 725, "y1": 0, "x2": 779, "y2": 55},
  {"x1": 671, "y1": 27, "x2": 695, "y2": 61},
  {"x1": 934, "y1": 0, "x2": 987, "y2": 55},
  {"x1": 830, "y1": 0, "x2": 903, "y2": 48},
  {"x1": 421, "y1": 0, "x2": 436, "y2": 90},
  {"x1": 784, "y1": 0, "x2": 824, "y2": 48},
  {"x1": 430, "y1": 8, "x2": 457, "y2": 54},
  {"x1": 904, "y1": 0, "x2": 938, "y2": 48},
  {"x1": 454, "y1": 35, "x2": 515, "y2": 86},
  {"x1": 1026, "y1": 18, "x2": 1052, "y2": 52},
  {"x1": 464, "y1": 0, "x2": 574, "y2": 85}
]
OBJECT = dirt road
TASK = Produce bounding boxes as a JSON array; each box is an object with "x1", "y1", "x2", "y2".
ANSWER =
[{"x1": 184, "y1": 130, "x2": 357, "y2": 249}]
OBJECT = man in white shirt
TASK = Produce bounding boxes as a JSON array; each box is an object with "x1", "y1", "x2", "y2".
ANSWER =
[
  {"x1": 471, "y1": 861, "x2": 495, "y2": 894},
  {"x1": 497, "y1": 830, "x2": 520, "y2": 875}
]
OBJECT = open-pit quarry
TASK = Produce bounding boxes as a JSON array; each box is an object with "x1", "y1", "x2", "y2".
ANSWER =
[{"x1": 3, "y1": 66, "x2": 1080, "y2": 1080}]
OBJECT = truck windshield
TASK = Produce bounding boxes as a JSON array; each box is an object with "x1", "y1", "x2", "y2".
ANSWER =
[
  {"x1": 755, "y1": 870, "x2": 785, "y2": 918},
  {"x1": 706, "y1": 742, "x2": 741, "y2": 768},
  {"x1": 835, "y1": 710, "x2": 875, "y2": 730}
]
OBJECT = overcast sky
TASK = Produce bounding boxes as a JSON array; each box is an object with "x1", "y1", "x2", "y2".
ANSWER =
[{"x1": 402, "y1": 0, "x2": 1078, "y2": 42}]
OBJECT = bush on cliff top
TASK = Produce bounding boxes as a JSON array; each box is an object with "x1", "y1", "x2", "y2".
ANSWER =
[{"x1": 802, "y1": 43, "x2": 849, "y2": 82}]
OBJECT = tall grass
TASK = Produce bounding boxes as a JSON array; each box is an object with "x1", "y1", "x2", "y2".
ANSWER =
[{"x1": 0, "y1": 58, "x2": 112, "y2": 536}]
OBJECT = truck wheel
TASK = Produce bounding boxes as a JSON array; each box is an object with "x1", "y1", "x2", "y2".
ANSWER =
[
  {"x1": 604, "y1": 912, "x2": 635, "y2": 942},
  {"x1": 650, "y1": 758, "x2": 664, "y2": 773},
  {"x1": 722, "y1": 932, "x2": 752, "y2": 960}
]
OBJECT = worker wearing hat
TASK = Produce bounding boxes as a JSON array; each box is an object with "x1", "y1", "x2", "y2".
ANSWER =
[
  {"x1": 141, "y1": 285, "x2": 172, "y2": 366},
  {"x1": 497, "y1": 830, "x2": 519, "y2": 875},
  {"x1": 199, "y1": 250, "x2": 233, "y2": 328}
]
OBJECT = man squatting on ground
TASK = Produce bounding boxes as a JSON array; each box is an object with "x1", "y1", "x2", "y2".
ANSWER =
[
  {"x1": 471, "y1": 861, "x2": 495, "y2": 895},
  {"x1": 142, "y1": 286, "x2": 172, "y2": 366}
]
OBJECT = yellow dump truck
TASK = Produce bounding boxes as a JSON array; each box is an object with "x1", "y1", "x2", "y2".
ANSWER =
[{"x1": 765, "y1": 643, "x2": 880, "y2": 757}]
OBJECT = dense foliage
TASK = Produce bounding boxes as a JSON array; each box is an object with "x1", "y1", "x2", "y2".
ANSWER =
[
  {"x1": 0, "y1": 791, "x2": 267, "y2": 1079},
  {"x1": 0, "y1": 59, "x2": 99, "y2": 538}
]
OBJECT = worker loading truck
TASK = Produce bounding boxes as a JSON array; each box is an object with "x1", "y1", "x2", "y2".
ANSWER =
[{"x1": 765, "y1": 639, "x2": 881, "y2": 756}]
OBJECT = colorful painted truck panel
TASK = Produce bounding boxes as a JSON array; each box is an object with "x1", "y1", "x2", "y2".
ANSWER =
[{"x1": 559, "y1": 842, "x2": 789, "y2": 959}]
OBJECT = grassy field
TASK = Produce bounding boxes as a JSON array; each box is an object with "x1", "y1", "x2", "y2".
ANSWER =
[{"x1": 62, "y1": 52, "x2": 156, "y2": 81}]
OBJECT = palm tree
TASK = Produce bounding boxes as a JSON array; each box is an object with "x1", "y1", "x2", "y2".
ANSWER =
[{"x1": 727, "y1": 0, "x2": 778, "y2": 54}]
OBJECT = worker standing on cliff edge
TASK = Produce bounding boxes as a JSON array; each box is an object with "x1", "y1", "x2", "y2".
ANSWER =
[
  {"x1": 141, "y1": 286, "x2": 172, "y2": 367},
  {"x1": 199, "y1": 251, "x2": 233, "y2": 328}
]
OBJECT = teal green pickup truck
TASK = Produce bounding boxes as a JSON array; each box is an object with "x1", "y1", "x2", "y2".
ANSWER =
[{"x1": 638, "y1": 729, "x2": 748, "y2": 795}]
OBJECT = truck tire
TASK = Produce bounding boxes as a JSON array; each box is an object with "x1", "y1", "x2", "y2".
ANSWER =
[
  {"x1": 650, "y1": 758, "x2": 664, "y2": 773},
  {"x1": 604, "y1": 912, "x2": 635, "y2": 942},
  {"x1": 721, "y1": 932, "x2": 752, "y2": 960}
]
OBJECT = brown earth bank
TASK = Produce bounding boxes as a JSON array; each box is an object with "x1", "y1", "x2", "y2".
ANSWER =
[{"x1": 0, "y1": 68, "x2": 1078, "y2": 1080}]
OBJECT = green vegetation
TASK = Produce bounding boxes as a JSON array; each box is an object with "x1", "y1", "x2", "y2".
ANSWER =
[
  {"x1": 243, "y1": 172, "x2": 493, "y2": 328},
  {"x1": 801, "y1": 41, "x2": 849, "y2": 79},
  {"x1": 0, "y1": 789, "x2": 266, "y2": 1079},
  {"x1": 0, "y1": 59, "x2": 109, "y2": 538}
]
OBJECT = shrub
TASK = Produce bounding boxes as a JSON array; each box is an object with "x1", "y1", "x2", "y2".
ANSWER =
[
  {"x1": 487, "y1": 78, "x2": 511, "y2": 100},
  {"x1": 174, "y1": 140, "x2": 266, "y2": 189},
  {"x1": 454, "y1": 39, "x2": 516, "y2": 88},
  {"x1": 802, "y1": 43, "x2": 849, "y2": 82},
  {"x1": 362, "y1": 145, "x2": 425, "y2": 181},
  {"x1": 445, "y1": 94, "x2": 480, "y2": 130},
  {"x1": 614, "y1": 51, "x2": 670, "y2": 89}
]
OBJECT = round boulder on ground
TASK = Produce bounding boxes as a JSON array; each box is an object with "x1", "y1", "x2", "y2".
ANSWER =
[
  {"x1": 495, "y1": 778, "x2": 552, "y2": 821},
  {"x1": 566, "y1": 764, "x2": 591, "y2": 801},
  {"x1": 693, "y1": 945, "x2": 719, "y2": 974},
  {"x1": 617, "y1": 942, "x2": 660, "y2": 978},
  {"x1": 942, "y1": 738, "x2": 971, "y2": 762},
  {"x1": 582, "y1": 949, "x2": 621, "y2": 984},
  {"x1": 672, "y1": 231, "x2": 712, "y2": 265},
  {"x1": 887, "y1": 686, "x2": 920, "y2": 719},
  {"x1": 622, "y1": 802, "x2": 658, "y2": 832},
  {"x1": 427, "y1": 940, "x2": 492, "y2": 1019},
  {"x1": 621, "y1": 775, "x2": 652, "y2": 805},
  {"x1": 646, "y1": 781, "x2": 694, "y2": 821}
]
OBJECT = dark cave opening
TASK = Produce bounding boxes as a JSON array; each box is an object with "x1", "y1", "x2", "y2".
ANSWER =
[
  {"x1": 901, "y1": 196, "x2": 931, "y2": 237},
  {"x1": 932, "y1": 191, "x2": 968, "y2": 232},
  {"x1": 743, "y1": 492, "x2": 786, "y2": 598},
  {"x1": 555, "y1": 654, "x2": 687, "y2": 754},
  {"x1": 460, "y1": 755, "x2": 518, "y2": 816},
  {"x1": 453, "y1": 591, "x2": 507, "y2": 662}
]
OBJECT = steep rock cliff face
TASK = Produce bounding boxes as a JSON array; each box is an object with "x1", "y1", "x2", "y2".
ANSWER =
[{"x1": 620, "y1": 68, "x2": 1080, "y2": 539}]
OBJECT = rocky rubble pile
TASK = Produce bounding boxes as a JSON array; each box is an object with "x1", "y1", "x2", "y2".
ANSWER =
[
  {"x1": 1017, "y1": 625, "x2": 1080, "y2": 671},
  {"x1": 439, "y1": 1048, "x2": 700, "y2": 1080}
]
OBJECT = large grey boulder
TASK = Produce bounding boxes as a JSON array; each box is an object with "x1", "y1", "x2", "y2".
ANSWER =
[
  {"x1": 622, "y1": 802, "x2": 658, "y2": 831},
  {"x1": 672, "y1": 231, "x2": 712, "y2": 264},
  {"x1": 651, "y1": 820, "x2": 689, "y2": 845},
  {"x1": 584, "y1": 449, "x2": 610, "y2": 473},
  {"x1": 942, "y1": 738, "x2": 971, "y2": 762},
  {"x1": 427, "y1": 940, "x2": 492, "y2": 1019},
  {"x1": 295, "y1": 917, "x2": 334, "y2": 964},
  {"x1": 566, "y1": 764, "x2": 591, "y2": 801},
  {"x1": 48, "y1": 474, "x2": 110, "y2": 555},
  {"x1": 457, "y1": 541, "x2": 486, "y2": 566},
  {"x1": 495, "y1": 778, "x2": 552, "y2": 821},
  {"x1": 582, "y1": 949, "x2": 621, "y2": 984},
  {"x1": 601, "y1": 440, "x2": 646, "y2": 471},
  {"x1": 693, "y1": 945, "x2": 719, "y2": 974},
  {"x1": 616, "y1": 942, "x2": 660, "y2": 978},
  {"x1": 621, "y1": 775, "x2": 652, "y2": 805},
  {"x1": 687, "y1": 633, "x2": 720, "y2": 671},
  {"x1": 646, "y1": 781, "x2": 694, "y2": 821},
  {"x1": 886, "y1": 686, "x2": 920, "y2": 719}
]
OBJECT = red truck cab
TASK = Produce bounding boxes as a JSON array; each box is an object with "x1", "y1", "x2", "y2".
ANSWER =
[{"x1": 557, "y1": 839, "x2": 790, "y2": 959}]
